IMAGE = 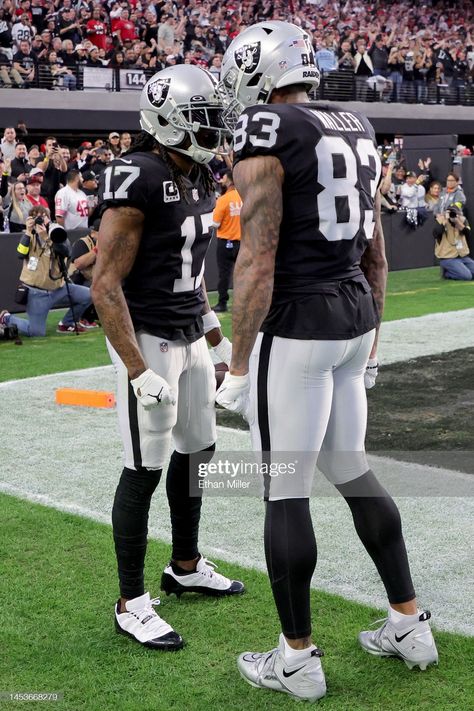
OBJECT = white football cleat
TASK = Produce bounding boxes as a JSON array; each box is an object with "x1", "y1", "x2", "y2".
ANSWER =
[
  {"x1": 359, "y1": 610, "x2": 438, "y2": 670},
  {"x1": 161, "y1": 555, "x2": 245, "y2": 597},
  {"x1": 115, "y1": 592, "x2": 184, "y2": 650},
  {"x1": 237, "y1": 634, "x2": 326, "y2": 703}
]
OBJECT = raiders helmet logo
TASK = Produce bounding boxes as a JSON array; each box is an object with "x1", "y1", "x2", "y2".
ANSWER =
[
  {"x1": 235, "y1": 41, "x2": 261, "y2": 74},
  {"x1": 147, "y1": 77, "x2": 171, "y2": 108}
]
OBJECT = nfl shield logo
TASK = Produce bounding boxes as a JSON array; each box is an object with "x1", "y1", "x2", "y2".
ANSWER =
[
  {"x1": 192, "y1": 188, "x2": 199, "y2": 202},
  {"x1": 160, "y1": 342, "x2": 168, "y2": 353}
]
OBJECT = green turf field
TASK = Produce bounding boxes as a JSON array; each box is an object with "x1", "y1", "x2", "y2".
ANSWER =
[
  {"x1": 1, "y1": 267, "x2": 473, "y2": 383},
  {"x1": 2, "y1": 494, "x2": 472, "y2": 711},
  {"x1": 1, "y1": 266, "x2": 473, "y2": 710}
]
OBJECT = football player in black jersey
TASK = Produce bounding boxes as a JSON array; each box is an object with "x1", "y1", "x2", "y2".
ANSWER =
[
  {"x1": 92, "y1": 65, "x2": 244, "y2": 652},
  {"x1": 216, "y1": 22, "x2": 438, "y2": 701}
]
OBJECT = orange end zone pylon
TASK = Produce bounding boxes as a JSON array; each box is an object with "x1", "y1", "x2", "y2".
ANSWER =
[{"x1": 55, "y1": 388, "x2": 115, "y2": 408}]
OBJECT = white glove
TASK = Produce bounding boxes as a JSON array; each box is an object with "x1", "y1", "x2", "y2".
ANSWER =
[
  {"x1": 216, "y1": 372, "x2": 250, "y2": 419},
  {"x1": 364, "y1": 358, "x2": 379, "y2": 389},
  {"x1": 211, "y1": 336, "x2": 232, "y2": 367},
  {"x1": 130, "y1": 368, "x2": 176, "y2": 409}
]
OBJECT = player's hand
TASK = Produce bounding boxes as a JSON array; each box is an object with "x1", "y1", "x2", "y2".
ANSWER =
[
  {"x1": 130, "y1": 368, "x2": 176, "y2": 409},
  {"x1": 211, "y1": 336, "x2": 232, "y2": 367},
  {"x1": 216, "y1": 372, "x2": 250, "y2": 419},
  {"x1": 364, "y1": 358, "x2": 379, "y2": 389}
]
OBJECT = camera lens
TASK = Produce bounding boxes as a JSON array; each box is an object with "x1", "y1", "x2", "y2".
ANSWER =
[{"x1": 34, "y1": 216, "x2": 44, "y2": 225}]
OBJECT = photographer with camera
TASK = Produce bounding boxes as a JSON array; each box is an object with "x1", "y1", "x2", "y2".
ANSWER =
[
  {"x1": 0, "y1": 205, "x2": 92, "y2": 336},
  {"x1": 434, "y1": 206, "x2": 474, "y2": 281}
]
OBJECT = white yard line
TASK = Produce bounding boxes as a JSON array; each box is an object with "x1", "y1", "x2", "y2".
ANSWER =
[{"x1": 1, "y1": 363, "x2": 473, "y2": 636}]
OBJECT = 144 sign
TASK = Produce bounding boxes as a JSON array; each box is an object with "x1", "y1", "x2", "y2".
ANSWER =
[{"x1": 124, "y1": 71, "x2": 147, "y2": 88}]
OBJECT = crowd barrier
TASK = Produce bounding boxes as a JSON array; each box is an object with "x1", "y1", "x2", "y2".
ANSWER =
[{"x1": 0, "y1": 213, "x2": 436, "y2": 315}]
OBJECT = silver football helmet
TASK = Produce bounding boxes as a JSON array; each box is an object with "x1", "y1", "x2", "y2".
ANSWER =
[
  {"x1": 140, "y1": 64, "x2": 229, "y2": 164},
  {"x1": 218, "y1": 21, "x2": 320, "y2": 129}
]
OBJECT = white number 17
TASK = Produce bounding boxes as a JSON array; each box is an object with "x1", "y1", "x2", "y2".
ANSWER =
[{"x1": 173, "y1": 213, "x2": 214, "y2": 293}]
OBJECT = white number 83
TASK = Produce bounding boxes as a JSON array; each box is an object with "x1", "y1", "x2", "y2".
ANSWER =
[{"x1": 233, "y1": 112, "x2": 281, "y2": 153}]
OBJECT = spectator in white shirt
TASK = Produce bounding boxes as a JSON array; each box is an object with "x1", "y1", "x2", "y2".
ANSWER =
[
  {"x1": 400, "y1": 171, "x2": 428, "y2": 226},
  {"x1": 399, "y1": 171, "x2": 426, "y2": 208},
  {"x1": 0, "y1": 127, "x2": 17, "y2": 161},
  {"x1": 55, "y1": 170, "x2": 89, "y2": 231},
  {"x1": 11, "y1": 14, "x2": 35, "y2": 50}
]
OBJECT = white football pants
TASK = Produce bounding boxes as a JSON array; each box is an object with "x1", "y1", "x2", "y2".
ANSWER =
[
  {"x1": 248, "y1": 330, "x2": 376, "y2": 499},
  {"x1": 107, "y1": 332, "x2": 216, "y2": 470}
]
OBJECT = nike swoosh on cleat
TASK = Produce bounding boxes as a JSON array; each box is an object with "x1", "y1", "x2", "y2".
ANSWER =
[
  {"x1": 395, "y1": 629, "x2": 415, "y2": 643},
  {"x1": 282, "y1": 666, "x2": 305, "y2": 678}
]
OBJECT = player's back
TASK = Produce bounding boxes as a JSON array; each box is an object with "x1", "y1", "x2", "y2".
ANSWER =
[
  {"x1": 98, "y1": 150, "x2": 216, "y2": 342},
  {"x1": 233, "y1": 102, "x2": 382, "y2": 339}
]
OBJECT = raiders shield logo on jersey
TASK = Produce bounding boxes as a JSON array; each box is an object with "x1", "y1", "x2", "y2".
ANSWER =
[
  {"x1": 160, "y1": 342, "x2": 168, "y2": 353},
  {"x1": 235, "y1": 42, "x2": 261, "y2": 74},
  {"x1": 163, "y1": 180, "x2": 180, "y2": 203},
  {"x1": 147, "y1": 77, "x2": 171, "y2": 108},
  {"x1": 192, "y1": 188, "x2": 199, "y2": 202}
]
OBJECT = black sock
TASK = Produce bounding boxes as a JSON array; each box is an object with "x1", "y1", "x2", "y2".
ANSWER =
[
  {"x1": 264, "y1": 498, "x2": 317, "y2": 639},
  {"x1": 170, "y1": 557, "x2": 200, "y2": 576},
  {"x1": 166, "y1": 444, "x2": 215, "y2": 561},
  {"x1": 112, "y1": 466, "x2": 162, "y2": 600},
  {"x1": 337, "y1": 469, "x2": 415, "y2": 604}
]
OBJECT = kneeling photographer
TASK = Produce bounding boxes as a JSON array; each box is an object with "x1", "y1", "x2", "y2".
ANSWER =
[
  {"x1": 0, "y1": 206, "x2": 92, "y2": 337},
  {"x1": 434, "y1": 207, "x2": 473, "y2": 281}
]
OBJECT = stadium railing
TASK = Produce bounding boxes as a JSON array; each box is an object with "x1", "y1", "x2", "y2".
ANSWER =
[{"x1": 1, "y1": 63, "x2": 473, "y2": 106}]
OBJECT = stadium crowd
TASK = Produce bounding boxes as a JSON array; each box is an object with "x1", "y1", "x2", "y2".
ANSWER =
[
  {"x1": 0, "y1": 0, "x2": 473, "y2": 101},
  {"x1": 2, "y1": 123, "x2": 470, "y2": 233}
]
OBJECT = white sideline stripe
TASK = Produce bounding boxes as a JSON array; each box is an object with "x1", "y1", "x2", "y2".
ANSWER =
[
  {"x1": 0, "y1": 481, "x2": 112, "y2": 525},
  {"x1": 0, "y1": 364, "x2": 114, "y2": 388}
]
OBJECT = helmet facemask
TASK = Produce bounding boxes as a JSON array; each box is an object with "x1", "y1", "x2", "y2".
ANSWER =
[{"x1": 140, "y1": 66, "x2": 231, "y2": 165}]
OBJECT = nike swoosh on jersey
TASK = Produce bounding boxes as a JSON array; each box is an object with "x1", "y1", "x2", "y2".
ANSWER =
[
  {"x1": 394, "y1": 629, "x2": 415, "y2": 643},
  {"x1": 120, "y1": 158, "x2": 132, "y2": 164}
]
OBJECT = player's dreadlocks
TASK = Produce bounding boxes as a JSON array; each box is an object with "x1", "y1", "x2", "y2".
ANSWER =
[{"x1": 126, "y1": 131, "x2": 215, "y2": 203}]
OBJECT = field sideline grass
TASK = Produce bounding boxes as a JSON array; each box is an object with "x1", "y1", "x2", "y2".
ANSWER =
[
  {"x1": 1, "y1": 267, "x2": 473, "y2": 383},
  {"x1": 2, "y1": 493, "x2": 472, "y2": 711}
]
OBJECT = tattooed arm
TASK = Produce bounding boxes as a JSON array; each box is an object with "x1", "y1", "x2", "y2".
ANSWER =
[
  {"x1": 91, "y1": 206, "x2": 146, "y2": 380},
  {"x1": 360, "y1": 190, "x2": 388, "y2": 358},
  {"x1": 230, "y1": 155, "x2": 284, "y2": 375}
]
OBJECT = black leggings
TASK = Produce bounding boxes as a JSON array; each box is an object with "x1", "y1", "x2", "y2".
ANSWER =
[
  {"x1": 112, "y1": 444, "x2": 216, "y2": 599},
  {"x1": 264, "y1": 469, "x2": 415, "y2": 639}
]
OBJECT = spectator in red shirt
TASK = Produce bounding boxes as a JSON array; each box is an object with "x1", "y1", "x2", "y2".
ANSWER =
[
  {"x1": 114, "y1": 9, "x2": 138, "y2": 45},
  {"x1": 86, "y1": 8, "x2": 108, "y2": 51},
  {"x1": 26, "y1": 174, "x2": 48, "y2": 208}
]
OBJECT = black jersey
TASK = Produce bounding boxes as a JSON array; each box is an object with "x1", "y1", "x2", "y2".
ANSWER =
[
  {"x1": 233, "y1": 102, "x2": 382, "y2": 339},
  {"x1": 98, "y1": 151, "x2": 215, "y2": 342}
]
